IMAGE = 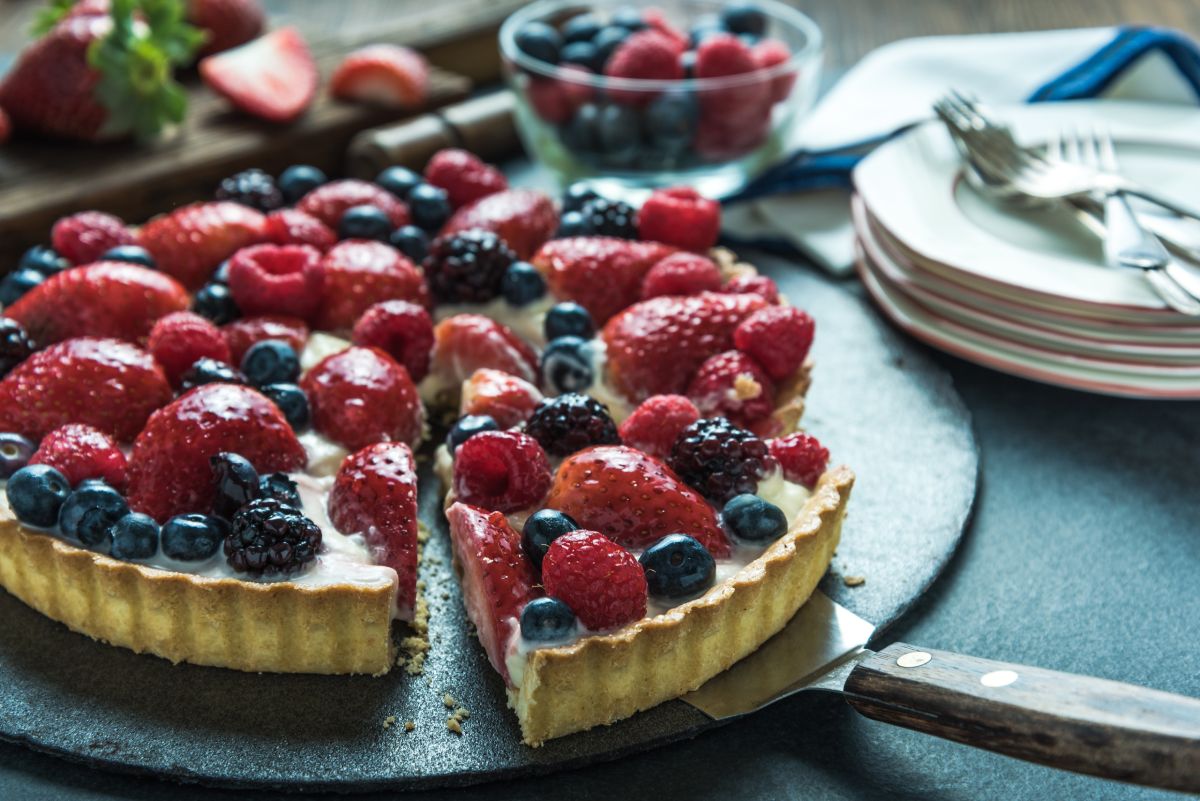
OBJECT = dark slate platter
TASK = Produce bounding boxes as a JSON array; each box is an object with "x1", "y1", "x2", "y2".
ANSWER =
[{"x1": 0, "y1": 256, "x2": 978, "y2": 792}]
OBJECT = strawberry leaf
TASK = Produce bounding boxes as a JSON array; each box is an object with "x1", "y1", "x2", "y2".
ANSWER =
[{"x1": 30, "y1": 0, "x2": 77, "y2": 36}]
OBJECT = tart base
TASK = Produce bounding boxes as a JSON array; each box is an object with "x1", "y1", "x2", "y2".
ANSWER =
[{"x1": 0, "y1": 520, "x2": 397, "y2": 675}]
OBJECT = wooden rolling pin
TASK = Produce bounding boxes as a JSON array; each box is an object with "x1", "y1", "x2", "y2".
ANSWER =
[{"x1": 347, "y1": 91, "x2": 520, "y2": 176}]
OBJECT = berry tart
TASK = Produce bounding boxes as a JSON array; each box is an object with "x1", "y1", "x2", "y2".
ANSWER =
[{"x1": 0, "y1": 151, "x2": 851, "y2": 748}]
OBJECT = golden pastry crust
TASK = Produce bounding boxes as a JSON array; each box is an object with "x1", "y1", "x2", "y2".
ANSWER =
[{"x1": 0, "y1": 519, "x2": 396, "y2": 675}]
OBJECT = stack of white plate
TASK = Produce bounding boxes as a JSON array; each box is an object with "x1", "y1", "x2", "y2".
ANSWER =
[{"x1": 851, "y1": 101, "x2": 1200, "y2": 398}]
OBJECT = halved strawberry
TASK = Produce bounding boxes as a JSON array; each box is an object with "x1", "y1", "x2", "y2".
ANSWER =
[
  {"x1": 300, "y1": 346, "x2": 424, "y2": 451},
  {"x1": 315, "y1": 240, "x2": 429, "y2": 333},
  {"x1": 440, "y1": 188, "x2": 557, "y2": 260},
  {"x1": 5, "y1": 262, "x2": 189, "y2": 346},
  {"x1": 198, "y1": 27, "x2": 317, "y2": 123},
  {"x1": 297, "y1": 180, "x2": 411, "y2": 229},
  {"x1": 532, "y1": 237, "x2": 676, "y2": 324},
  {"x1": 221, "y1": 315, "x2": 309, "y2": 365},
  {"x1": 602, "y1": 291, "x2": 767, "y2": 402},
  {"x1": 329, "y1": 442, "x2": 420, "y2": 619},
  {"x1": 543, "y1": 444, "x2": 731, "y2": 558},
  {"x1": 0, "y1": 337, "x2": 172, "y2": 443},
  {"x1": 329, "y1": 44, "x2": 429, "y2": 109},
  {"x1": 429, "y1": 315, "x2": 538, "y2": 400},
  {"x1": 460, "y1": 368, "x2": 543, "y2": 429},
  {"x1": 137, "y1": 201, "x2": 266, "y2": 290},
  {"x1": 445, "y1": 502, "x2": 539, "y2": 683},
  {"x1": 127, "y1": 383, "x2": 307, "y2": 522}
]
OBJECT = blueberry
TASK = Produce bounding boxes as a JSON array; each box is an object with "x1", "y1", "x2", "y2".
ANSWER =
[
  {"x1": 646, "y1": 92, "x2": 699, "y2": 150},
  {"x1": 0, "y1": 433, "x2": 35, "y2": 479},
  {"x1": 240, "y1": 339, "x2": 300, "y2": 386},
  {"x1": 446, "y1": 414, "x2": 499, "y2": 451},
  {"x1": 560, "y1": 40, "x2": 601, "y2": 71},
  {"x1": 260, "y1": 382, "x2": 310, "y2": 430},
  {"x1": 521, "y1": 508, "x2": 578, "y2": 568},
  {"x1": 161, "y1": 513, "x2": 225, "y2": 561},
  {"x1": 639, "y1": 534, "x2": 716, "y2": 599},
  {"x1": 181, "y1": 357, "x2": 246, "y2": 390},
  {"x1": 100, "y1": 244, "x2": 156, "y2": 268},
  {"x1": 6, "y1": 464, "x2": 70, "y2": 528},
  {"x1": 562, "y1": 13, "x2": 602, "y2": 44},
  {"x1": 562, "y1": 182, "x2": 600, "y2": 213},
  {"x1": 278, "y1": 164, "x2": 327, "y2": 205},
  {"x1": 721, "y1": 2, "x2": 767, "y2": 37},
  {"x1": 338, "y1": 204, "x2": 393, "y2": 242},
  {"x1": 211, "y1": 260, "x2": 231, "y2": 284},
  {"x1": 210, "y1": 452, "x2": 260, "y2": 520},
  {"x1": 596, "y1": 104, "x2": 641, "y2": 165},
  {"x1": 560, "y1": 103, "x2": 601, "y2": 153},
  {"x1": 110, "y1": 513, "x2": 160, "y2": 560},
  {"x1": 408, "y1": 184, "x2": 452, "y2": 231},
  {"x1": 592, "y1": 26, "x2": 629, "y2": 68},
  {"x1": 611, "y1": 7, "x2": 647, "y2": 31},
  {"x1": 259, "y1": 472, "x2": 301, "y2": 508},
  {"x1": 17, "y1": 245, "x2": 68, "y2": 276},
  {"x1": 520, "y1": 597, "x2": 577, "y2": 642},
  {"x1": 515, "y1": 21, "x2": 562, "y2": 64},
  {"x1": 59, "y1": 480, "x2": 128, "y2": 548},
  {"x1": 389, "y1": 225, "x2": 430, "y2": 262},
  {"x1": 375, "y1": 166, "x2": 422, "y2": 201},
  {"x1": 192, "y1": 282, "x2": 240, "y2": 325},
  {"x1": 722, "y1": 493, "x2": 788, "y2": 542},
  {"x1": 540, "y1": 336, "x2": 594, "y2": 393},
  {"x1": 544, "y1": 301, "x2": 594, "y2": 340},
  {"x1": 501, "y1": 261, "x2": 546, "y2": 306},
  {"x1": 0, "y1": 318, "x2": 35, "y2": 379},
  {"x1": 0, "y1": 269, "x2": 44, "y2": 306},
  {"x1": 555, "y1": 210, "x2": 592, "y2": 239}
]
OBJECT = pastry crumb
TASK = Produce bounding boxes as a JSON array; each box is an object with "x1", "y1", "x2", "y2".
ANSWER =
[
  {"x1": 383, "y1": 715, "x2": 397, "y2": 729},
  {"x1": 443, "y1": 693, "x2": 456, "y2": 708},
  {"x1": 733, "y1": 373, "x2": 763, "y2": 401},
  {"x1": 843, "y1": 575, "x2": 866, "y2": 587},
  {"x1": 445, "y1": 703, "x2": 470, "y2": 735},
  {"x1": 404, "y1": 720, "x2": 415, "y2": 732},
  {"x1": 454, "y1": 706, "x2": 470, "y2": 720},
  {"x1": 446, "y1": 717, "x2": 463, "y2": 736}
]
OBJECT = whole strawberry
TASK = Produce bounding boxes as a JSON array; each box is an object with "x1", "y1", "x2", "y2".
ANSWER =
[
  {"x1": 329, "y1": 442, "x2": 420, "y2": 619},
  {"x1": 137, "y1": 201, "x2": 267, "y2": 290},
  {"x1": 733, "y1": 305, "x2": 814, "y2": 381},
  {"x1": 301, "y1": 346, "x2": 424, "y2": 450},
  {"x1": 424, "y1": 148, "x2": 508, "y2": 209},
  {"x1": 439, "y1": 188, "x2": 557, "y2": 261},
  {"x1": 531, "y1": 237, "x2": 676, "y2": 324},
  {"x1": 542, "y1": 531, "x2": 647, "y2": 631},
  {"x1": 315, "y1": 240, "x2": 430, "y2": 332},
  {"x1": 298, "y1": 180, "x2": 410, "y2": 229},
  {"x1": 187, "y1": 0, "x2": 263, "y2": 56},
  {"x1": 29, "y1": 422, "x2": 128, "y2": 490},
  {"x1": 0, "y1": 0, "x2": 202, "y2": 141}
]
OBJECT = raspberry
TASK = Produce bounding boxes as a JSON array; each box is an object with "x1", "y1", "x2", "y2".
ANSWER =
[
  {"x1": 637, "y1": 187, "x2": 721, "y2": 252},
  {"x1": 29, "y1": 423, "x2": 128, "y2": 491},
  {"x1": 351, "y1": 300, "x2": 434, "y2": 382},
  {"x1": 524, "y1": 393, "x2": 620, "y2": 457},
  {"x1": 296, "y1": 179, "x2": 410, "y2": 229},
  {"x1": 301, "y1": 346, "x2": 424, "y2": 450},
  {"x1": 640, "y1": 253, "x2": 723, "y2": 299},
  {"x1": 452, "y1": 430, "x2": 551, "y2": 513},
  {"x1": 424, "y1": 229, "x2": 516, "y2": 304},
  {"x1": 221, "y1": 315, "x2": 310, "y2": 365},
  {"x1": 605, "y1": 30, "x2": 684, "y2": 101},
  {"x1": 733, "y1": 306, "x2": 814, "y2": 381},
  {"x1": 617, "y1": 395, "x2": 699, "y2": 459},
  {"x1": 316, "y1": 240, "x2": 430, "y2": 332},
  {"x1": 460, "y1": 368, "x2": 543, "y2": 429},
  {"x1": 769, "y1": 432, "x2": 829, "y2": 488},
  {"x1": 263, "y1": 208, "x2": 337, "y2": 251},
  {"x1": 424, "y1": 148, "x2": 508, "y2": 209},
  {"x1": 687, "y1": 350, "x2": 775, "y2": 427},
  {"x1": 542, "y1": 531, "x2": 647, "y2": 630},
  {"x1": 725, "y1": 273, "x2": 780, "y2": 304},
  {"x1": 668, "y1": 417, "x2": 774, "y2": 503},
  {"x1": 51, "y1": 211, "x2": 134, "y2": 266},
  {"x1": 224, "y1": 497, "x2": 321, "y2": 576},
  {"x1": 147, "y1": 311, "x2": 232, "y2": 387},
  {"x1": 694, "y1": 34, "x2": 773, "y2": 157},
  {"x1": 215, "y1": 168, "x2": 284, "y2": 212},
  {"x1": 752, "y1": 38, "x2": 796, "y2": 103},
  {"x1": 527, "y1": 67, "x2": 593, "y2": 124},
  {"x1": 227, "y1": 244, "x2": 325, "y2": 321}
]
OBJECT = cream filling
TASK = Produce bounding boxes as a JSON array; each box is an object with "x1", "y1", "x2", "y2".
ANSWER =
[{"x1": 299, "y1": 331, "x2": 353, "y2": 372}]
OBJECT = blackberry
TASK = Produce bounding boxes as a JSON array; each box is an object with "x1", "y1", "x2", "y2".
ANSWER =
[
  {"x1": 224, "y1": 497, "x2": 321, "y2": 576},
  {"x1": 424, "y1": 229, "x2": 516, "y2": 304},
  {"x1": 668, "y1": 418, "x2": 773, "y2": 504},
  {"x1": 580, "y1": 198, "x2": 637, "y2": 238},
  {"x1": 525, "y1": 393, "x2": 620, "y2": 457},
  {"x1": 215, "y1": 169, "x2": 284, "y2": 212},
  {"x1": 0, "y1": 318, "x2": 35, "y2": 378}
]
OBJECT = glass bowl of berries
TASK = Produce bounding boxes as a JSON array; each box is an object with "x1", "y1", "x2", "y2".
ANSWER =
[{"x1": 500, "y1": 0, "x2": 822, "y2": 198}]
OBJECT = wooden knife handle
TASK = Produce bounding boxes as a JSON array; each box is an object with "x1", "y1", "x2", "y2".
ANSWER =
[{"x1": 843, "y1": 643, "x2": 1200, "y2": 792}]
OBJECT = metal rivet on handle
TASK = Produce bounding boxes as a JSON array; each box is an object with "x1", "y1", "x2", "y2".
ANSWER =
[
  {"x1": 981, "y1": 669, "x2": 1018, "y2": 687},
  {"x1": 896, "y1": 651, "x2": 932, "y2": 668}
]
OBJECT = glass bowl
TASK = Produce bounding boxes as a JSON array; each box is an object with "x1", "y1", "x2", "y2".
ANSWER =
[{"x1": 499, "y1": 0, "x2": 823, "y2": 199}]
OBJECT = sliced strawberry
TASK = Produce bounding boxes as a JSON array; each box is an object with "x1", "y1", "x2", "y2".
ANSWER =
[
  {"x1": 602, "y1": 291, "x2": 767, "y2": 402},
  {"x1": 147, "y1": 310, "x2": 232, "y2": 387},
  {"x1": 297, "y1": 180, "x2": 411, "y2": 229},
  {"x1": 532, "y1": 237, "x2": 676, "y2": 324},
  {"x1": 329, "y1": 442, "x2": 420, "y2": 619},
  {"x1": 5, "y1": 262, "x2": 189, "y2": 346},
  {"x1": 51, "y1": 211, "x2": 134, "y2": 265},
  {"x1": 221, "y1": 315, "x2": 309, "y2": 365},
  {"x1": 29, "y1": 423, "x2": 128, "y2": 491},
  {"x1": 198, "y1": 27, "x2": 317, "y2": 123},
  {"x1": 460, "y1": 368, "x2": 543, "y2": 429},
  {"x1": 188, "y1": 0, "x2": 265, "y2": 56},
  {"x1": 227, "y1": 243, "x2": 325, "y2": 321},
  {"x1": 315, "y1": 240, "x2": 429, "y2": 332},
  {"x1": 0, "y1": 337, "x2": 172, "y2": 442},
  {"x1": 127, "y1": 383, "x2": 306, "y2": 522},
  {"x1": 543, "y1": 444, "x2": 731, "y2": 558},
  {"x1": 137, "y1": 201, "x2": 266, "y2": 290},
  {"x1": 263, "y1": 208, "x2": 337, "y2": 251},
  {"x1": 446, "y1": 502, "x2": 539, "y2": 683},
  {"x1": 424, "y1": 148, "x2": 508, "y2": 209},
  {"x1": 439, "y1": 189, "x2": 557, "y2": 261},
  {"x1": 429, "y1": 314, "x2": 538, "y2": 400},
  {"x1": 300, "y1": 346, "x2": 423, "y2": 451},
  {"x1": 329, "y1": 44, "x2": 429, "y2": 109}
]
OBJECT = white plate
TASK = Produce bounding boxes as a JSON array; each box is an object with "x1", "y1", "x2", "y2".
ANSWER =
[{"x1": 853, "y1": 100, "x2": 1200, "y2": 320}]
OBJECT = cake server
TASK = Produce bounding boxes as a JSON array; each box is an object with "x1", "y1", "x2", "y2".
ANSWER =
[{"x1": 682, "y1": 591, "x2": 1200, "y2": 792}]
